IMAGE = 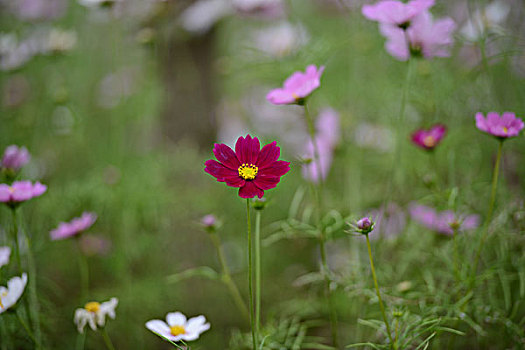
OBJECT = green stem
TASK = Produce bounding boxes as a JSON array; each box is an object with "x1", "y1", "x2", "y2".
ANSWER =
[
  {"x1": 304, "y1": 102, "x2": 338, "y2": 347},
  {"x1": 76, "y1": 332, "x2": 86, "y2": 350},
  {"x1": 23, "y1": 227, "x2": 42, "y2": 348},
  {"x1": 472, "y1": 140, "x2": 504, "y2": 282},
  {"x1": 76, "y1": 238, "x2": 90, "y2": 301},
  {"x1": 452, "y1": 228, "x2": 460, "y2": 283},
  {"x1": 101, "y1": 327, "x2": 116, "y2": 350},
  {"x1": 209, "y1": 232, "x2": 250, "y2": 321},
  {"x1": 0, "y1": 317, "x2": 13, "y2": 350},
  {"x1": 254, "y1": 210, "x2": 262, "y2": 346},
  {"x1": 16, "y1": 309, "x2": 37, "y2": 344},
  {"x1": 394, "y1": 318, "x2": 399, "y2": 350},
  {"x1": 365, "y1": 234, "x2": 393, "y2": 347},
  {"x1": 246, "y1": 199, "x2": 257, "y2": 350},
  {"x1": 10, "y1": 209, "x2": 22, "y2": 274}
]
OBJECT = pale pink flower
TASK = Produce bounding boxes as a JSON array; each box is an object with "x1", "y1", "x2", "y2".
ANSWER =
[
  {"x1": 1, "y1": 145, "x2": 30, "y2": 172},
  {"x1": 380, "y1": 11, "x2": 456, "y2": 61},
  {"x1": 50, "y1": 212, "x2": 97, "y2": 241},
  {"x1": 475, "y1": 112, "x2": 524, "y2": 139},
  {"x1": 362, "y1": 0, "x2": 434, "y2": 28},
  {"x1": 409, "y1": 203, "x2": 479, "y2": 235},
  {"x1": 266, "y1": 65, "x2": 325, "y2": 105},
  {"x1": 0, "y1": 181, "x2": 46, "y2": 205}
]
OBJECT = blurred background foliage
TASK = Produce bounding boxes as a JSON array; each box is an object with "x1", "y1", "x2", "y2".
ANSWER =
[{"x1": 0, "y1": 0, "x2": 524, "y2": 348}]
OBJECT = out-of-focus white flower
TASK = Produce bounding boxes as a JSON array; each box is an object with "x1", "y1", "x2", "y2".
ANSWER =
[
  {"x1": 354, "y1": 122, "x2": 394, "y2": 153},
  {"x1": 146, "y1": 311, "x2": 210, "y2": 343},
  {"x1": 180, "y1": 0, "x2": 233, "y2": 35},
  {"x1": 74, "y1": 297, "x2": 118, "y2": 333},
  {"x1": 0, "y1": 247, "x2": 11, "y2": 269},
  {"x1": 253, "y1": 22, "x2": 308, "y2": 58},
  {"x1": 0, "y1": 273, "x2": 27, "y2": 314},
  {"x1": 46, "y1": 29, "x2": 77, "y2": 53},
  {"x1": 460, "y1": 1, "x2": 510, "y2": 41}
]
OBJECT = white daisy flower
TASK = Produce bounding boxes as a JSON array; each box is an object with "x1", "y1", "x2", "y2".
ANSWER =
[
  {"x1": 0, "y1": 246, "x2": 10, "y2": 268},
  {"x1": 145, "y1": 311, "x2": 210, "y2": 343},
  {"x1": 74, "y1": 297, "x2": 118, "y2": 333},
  {"x1": 0, "y1": 273, "x2": 28, "y2": 314}
]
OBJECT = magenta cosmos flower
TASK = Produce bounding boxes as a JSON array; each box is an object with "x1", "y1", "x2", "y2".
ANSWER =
[
  {"x1": 266, "y1": 65, "x2": 325, "y2": 105},
  {"x1": 205, "y1": 135, "x2": 290, "y2": 199},
  {"x1": 0, "y1": 181, "x2": 46, "y2": 206},
  {"x1": 409, "y1": 203, "x2": 479, "y2": 236},
  {"x1": 380, "y1": 11, "x2": 456, "y2": 61},
  {"x1": 1, "y1": 145, "x2": 30, "y2": 172},
  {"x1": 411, "y1": 124, "x2": 446, "y2": 150},
  {"x1": 475, "y1": 112, "x2": 524, "y2": 139},
  {"x1": 362, "y1": 0, "x2": 434, "y2": 28},
  {"x1": 50, "y1": 212, "x2": 97, "y2": 241}
]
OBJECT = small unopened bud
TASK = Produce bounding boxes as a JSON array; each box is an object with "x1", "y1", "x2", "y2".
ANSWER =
[
  {"x1": 252, "y1": 198, "x2": 268, "y2": 211},
  {"x1": 393, "y1": 310, "x2": 404, "y2": 318},
  {"x1": 356, "y1": 217, "x2": 374, "y2": 235},
  {"x1": 201, "y1": 214, "x2": 220, "y2": 233}
]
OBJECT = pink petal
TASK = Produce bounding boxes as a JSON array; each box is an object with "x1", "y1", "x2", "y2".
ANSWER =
[
  {"x1": 204, "y1": 160, "x2": 238, "y2": 181},
  {"x1": 256, "y1": 142, "x2": 280, "y2": 168},
  {"x1": 253, "y1": 175, "x2": 281, "y2": 190},
  {"x1": 238, "y1": 181, "x2": 264, "y2": 199},
  {"x1": 259, "y1": 160, "x2": 290, "y2": 176},
  {"x1": 213, "y1": 143, "x2": 240, "y2": 170}
]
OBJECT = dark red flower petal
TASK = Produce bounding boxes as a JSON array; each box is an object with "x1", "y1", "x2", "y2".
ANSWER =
[
  {"x1": 256, "y1": 141, "x2": 280, "y2": 168},
  {"x1": 213, "y1": 143, "x2": 240, "y2": 170},
  {"x1": 204, "y1": 160, "x2": 238, "y2": 180},
  {"x1": 224, "y1": 175, "x2": 245, "y2": 188},
  {"x1": 253, "y1": 175, "x2": 281, "y2": 190},
  {"x1": 239, "y1": 181, "x2": 264, "y2": 199},
  {"x1": 259, "y1": 160, "x2": 290, "y2": 177},
  {"x1": 235, "y1": 135, "x2": 260, "y2": 165}
]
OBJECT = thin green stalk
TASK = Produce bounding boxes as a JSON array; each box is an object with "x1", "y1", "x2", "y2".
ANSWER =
[
  {"x1": 76, "y1": 332, "x2": 86, "y2": 350},
  {"x1": 10, "y1": 209, "x2": 22, "y2": 274},
  {"x1": 452, "y1": 228, "x2": 460, "y2": 283},
  {"x1": 23, "y1": 227, "x2": 42, "y2": 348},
  {"x1": 394, "y1": 318, "x2": 399, "y2": 350},
  {"x1": 472, "y1": 140, "x2": 504, "y2": 282},
  {"x1": 209, "y1": 232, "x2": 250, "y2": 321},
  {"x1": 304, "y1": 102, "x2": 339, "y2": 348},
  {"x1": 76, "y1": 238, "x2": 90, "y2": 301},
  {"x1": 246, "y1": 199, "x2": 257, "y2": 350},
  {"x1": 365, "y1": 234, "x2": 393, "y2": 347},
  {"x1": 254, "y1": 210, "x2": 262, "y2": 346},
  {"x1": 16, "y1": 309, "x2": 37, "y2": 344},
  {"x1": 386, "y1": 58, "x2": 414, "y2": 200},
  {"x1": 101, "y1": 327, "x2": 116, "y2": 350}
]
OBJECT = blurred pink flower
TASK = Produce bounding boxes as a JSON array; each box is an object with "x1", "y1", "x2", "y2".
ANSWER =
[
  {"x1": 356, "y1": 217, "x2": 374, "y2": 232},
  {"x1": 362, "y1": 0, "x2": 434, "y2": 28},
  {"x1": 301, "y1": 108, "x2": 340, "y2": 183},
  {"x1": 380, "y1": 11, "x2": 456, "y2": 61},
  {"x1": 201, "y1": 214, "x2": 217, "y2": 228},
  {"x1": 50, "y1": 212, "x2": 97, "y2": 241},
  {"x1": 0, "y1": 181, "x2": 46, "y2": 205},
  {"x1": 266, "y1": 65, "x2": 325, "y2": 105},
  {"x1": 5, "y1": 0, "x2": 67, "y2": 21},
  {"x1": 411, "y1": 124, "x2": 446, "y2": 150},
  {"x1": 205, "y1": 135, "x2": 290, "y2": 199},
  {"x1": 0, "y1": 246, "x2": 10, "y2": 268},
  {"x1": 475, "y1": 112, "x2": 524, "y2": 139},
  {"x1": 369, "y1": 203, "x2": 406, "y2": 239},
  {"x1": 409, "y1": 203, "x2": 479, "y2": 235},
  {"x1": 1, "y1": 145, "x2": 30, "y2": 172}
]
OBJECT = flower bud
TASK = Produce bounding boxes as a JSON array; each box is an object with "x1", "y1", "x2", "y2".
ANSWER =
[
  {"x1": 1, "y1": 145, "x2": 30, "y2": 173},
  {"x1": 356, "y1": 217, "x2": 375, "y2": 235},
  {"x1": 252, "y1": 198, "x2": 268, "y2": 211},
  {"x1": 201, "y1": 214, "x2": 220, "y2": 233}
]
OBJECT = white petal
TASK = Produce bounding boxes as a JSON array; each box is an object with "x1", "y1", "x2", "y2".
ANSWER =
[
  {"x1": 183, "y1": 322, "x2": 210, "y2": 341},
  {"x1": 74, "y1": 309, "x2": 90, "y2": 333},
  {"x1": 166, "y1": 312, "x2": 186, "y2": 327},
  {"x1": 186, "y1": 315, "x2": 206, "y2": 332},
  {"x1": 145, "y1": 319, "x2": 171, "y2": 336}
]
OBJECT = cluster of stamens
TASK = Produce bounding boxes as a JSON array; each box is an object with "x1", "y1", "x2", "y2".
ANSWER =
[
  {"x1": 423, "y1": 135, "x2": 436, "y2": 148},
  {"x1": 238, "y1": 163, "x2": 258, "y2": 180},
  {"x1": 84, "y1": 301, "x2": 101, "y2": 313},
  {"x1": 170, "y1": 325, "x2": 186, "y2": 336}
]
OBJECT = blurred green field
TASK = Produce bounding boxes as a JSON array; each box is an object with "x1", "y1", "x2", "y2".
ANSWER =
[{"x1": 1, "y1": 0, "x2": 525, "y2": 349}]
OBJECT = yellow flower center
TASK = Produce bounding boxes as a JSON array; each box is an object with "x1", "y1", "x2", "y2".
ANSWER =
[
  {"x1": 84, "y1": 301, "x2": 101, "y2": 313},
  {"x1": 238, "y1": 163, "x2": 258, "y2": 180},
  {"x1": 170, "y1": 325, "x2": 186, "y2": 336},
  {"x1": 292, "y1": 92, "x2": 300, "y2": 100},
  {"x1": 0, "y1": 291, "x2": 8, "y2": 308},
  {"x1": 8, "y1": 187, "x2": 14, "y2": 194},
  {"x1": 423, "y1": 135, "x2": 436, "y2": 148},
  {"x1": 502, "y1": 126, "x2": 508, "y2": 133}
]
